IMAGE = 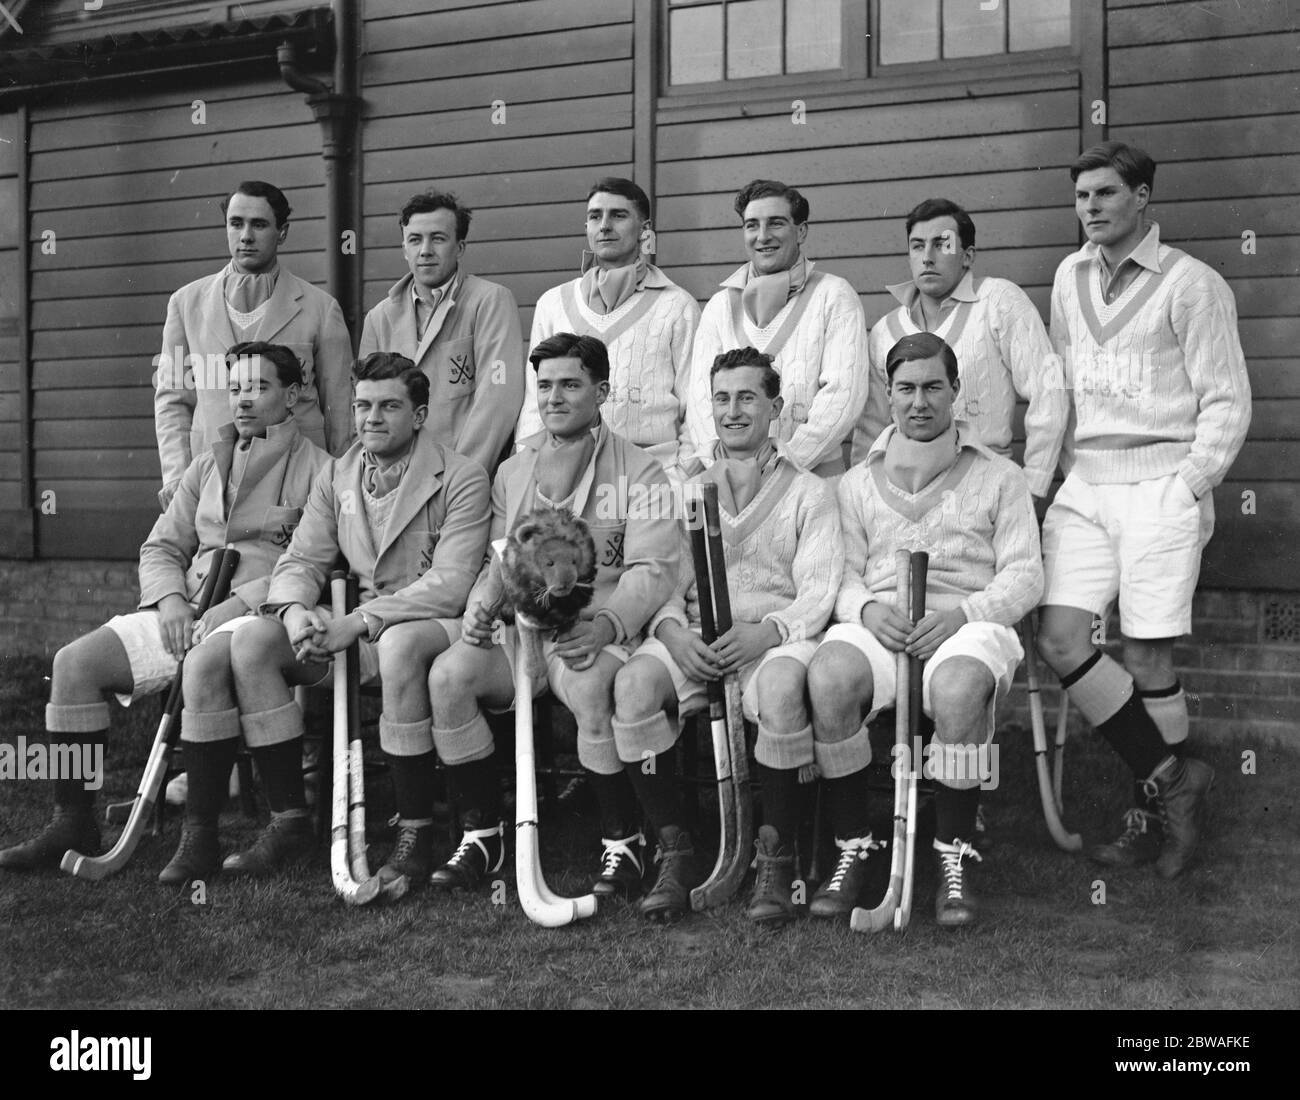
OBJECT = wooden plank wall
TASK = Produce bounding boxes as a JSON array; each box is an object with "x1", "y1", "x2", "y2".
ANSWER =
[
  {"x1": 1108, "y1": 0, "x2": 1300, "y2": 589},
  {"x1": 359, "y1": 0, "x2": 637, "y2": 335},
  {"x1": 0, "y1": 109, "x2": 29, "y2": 554},
  {"x1": 26, "y1": 69, "x2": 324, "y2": 557}
]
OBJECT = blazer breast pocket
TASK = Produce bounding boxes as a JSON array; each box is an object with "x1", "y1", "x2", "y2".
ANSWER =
[
  {"x1": 263, "y1": 505, "x2": 304, "y2": 551},
  {"x1": 437, "y1": 336, "x2": 476, "y2": 398},
  {"x1": 408, "y1": 530, "x2": 438, "y2": 579},
  {"x1": 589, "y1": 523, "x2": 627, "y2": 572}
]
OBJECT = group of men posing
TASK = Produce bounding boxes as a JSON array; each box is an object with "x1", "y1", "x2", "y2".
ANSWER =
[{"x1": 0, "y1": 140, "x2": 1251, "y2": 931}]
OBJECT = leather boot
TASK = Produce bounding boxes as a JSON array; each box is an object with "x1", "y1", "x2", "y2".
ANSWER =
[
  {"x1": 429, "y1": 813, "x2": 504, "y2": 892},
  {"x1": 159, "y1": 823, "x2": 221, "y2": 885},
  {"x1": 1088, "y1": 807, "x2": 1164, "y2": 868},
  {"x1": 746, "y1": 825, "x2": 796, "y2": 927},
  {"x1": 376, "y1": 823, "x2": 435, "y2": 891},
  {"x1": 639, "y1": 826, "x2": 704, "y2": 923},
  {"x1": 0, "y1": 807, "x2": 101, "y2": 871},
  {"x1": 222, "y1": 812, "x2": 314, "y2": 877},
  {"x1": 592, "y1": 832, "x2": 647, "y2": 899},
  {"x1": 809, "y1": 835, "x2": 882, "y2": 920},
  {"x1": 934, "y1": 837, "x2": 982, "y2": 927},
  {"x1": 1144, "y1": 754, "x2": 1214, "y2": 879}
]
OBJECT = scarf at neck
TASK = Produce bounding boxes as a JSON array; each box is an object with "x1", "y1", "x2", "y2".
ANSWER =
[
  {"x1": 535, "y1": 424, "x2": 599, "y2": 507},
  {"x1": 883, "y1": 420, "x2": 959, "y2": 494},
  {"x1": 741, "y1": 253, "x2": 807, "y2": 328},
  {"x1": 225, "y1": 262, "x2": 280, "y2": 314},
  {"x1": 708, "y1": 439, "x2": 777, "y2": 516},
  {"x1": 579, "y1": 253, "x2": 648, "y2": 315},
  {"x1": 362, "y1": 442, "x2": 413, "y2": 498}
]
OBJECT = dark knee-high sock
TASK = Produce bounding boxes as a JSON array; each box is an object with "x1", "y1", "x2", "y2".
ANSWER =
[
  {"x1": 589, "y1": 769, "x2": 640, "y2": 838},
  {"x1": 624, "y1": 750, "x2": 684, "y2": 835},
  {"x1": 250, "y1": 738, "x2": 306, "y2": 813},
  {"x1": 824, "y1": 768, "x2": 871, "y2": 840},
  {"x1": 445, "y1": 756, "x2": 500, "y2": 827},
  {"x1": 386, "y1": 751, "x2": 438, "y2": 822},
  {"x1": 184, "y1": 740, "x2": 239, "y2": 827},
  {"x1": 1060, "y1": 652, "x2": 1168, "y2": 779},
  {"x1": 934, "y1": 786, "x2": 980, "y2": 845},
  {"x1": 757, "y1": 762, "x2": 801, "y2": 847}
]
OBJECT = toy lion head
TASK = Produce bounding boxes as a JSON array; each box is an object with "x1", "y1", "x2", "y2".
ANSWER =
[{"x1": 502, "y1": 507, "x2": 598, "y2": 633}]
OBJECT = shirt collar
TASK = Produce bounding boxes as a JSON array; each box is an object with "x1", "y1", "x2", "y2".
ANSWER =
[
  {"x1": 410, "y1": 269, "x2": 460, "y2": 310},
  {"x1": 1081, "y1": 221, "x2": 1164, "y2": 274},
  {"x1": 865, "y1": 419, "x2": 992, "y2": 463},
  {"x1": 886, "y1": 268, "x2": 978, "y2": 309}
]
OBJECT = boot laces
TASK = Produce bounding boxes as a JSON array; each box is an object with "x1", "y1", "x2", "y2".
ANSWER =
[
  {"x1": 391, "y1": 826, "x2": 423, "y2": 864},
  {"x1": 599, "y1": 834, "x2": 644, "y2": 877},
  {"x1": 1114, "y1": 807, "x2": 1159, "y2": 849},
  {"x1": 825, "y1": 835, "x2": 880, "y2": 892},
  {"x1": 939, "y1": 840, "x2": 982, "y2": 900},
  {"x1": 447, "y1": 824, "x2": 501, "y2": 868},
  {"x1": 175, "y1": 826, "x2": 210, "y2": 857}
]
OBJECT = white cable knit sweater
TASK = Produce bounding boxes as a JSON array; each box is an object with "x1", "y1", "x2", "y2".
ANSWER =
[{"x1": 1050, "y1": 224, "x2": 1251, "y2": 499}]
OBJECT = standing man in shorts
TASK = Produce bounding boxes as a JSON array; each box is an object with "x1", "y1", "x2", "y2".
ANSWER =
[
  {"x1": 1036, "y1": 142, "x2": 1251, "y2": 878},
  {"x1": 611, "y1": 346, "x2": 842, "y2": 924},
  {"x1": 426, "y1": 333, "x2": 678, "y2": 895},
  {"x1": 807, "y1": 333, "x2": 1042, "y2": 926},
  {"x1": 0, "y1": 342, "x2": 329, "y2": 871},
  {"x1": 166, "y1": 352, "x2": 490, "y2": 885}
]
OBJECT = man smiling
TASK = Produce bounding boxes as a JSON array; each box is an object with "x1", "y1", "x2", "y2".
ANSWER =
[
  {"x1": 359, "y1": 191, "x2": 523, "y2": 478},
  {"x1": 516, "y1": 178, "x2": 700, "y2": 478},
  {"x1": 808, "y1": 333, "x2": 1041, "y2": 927},
  {"x1": 154, "y1": 181, "x2": 353, "y2": 508},
  {"x1": 686, "y1": 179, "x2": 868, "y2": 478}
]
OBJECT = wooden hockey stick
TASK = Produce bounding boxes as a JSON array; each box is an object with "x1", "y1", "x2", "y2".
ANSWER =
[
  {"x1": 62, "y1": 546, "x2": 240, "y2": 880},
  {"x1": 330, "y1": 572, "x2": 381, "y2": 906},
  {"x1": 895, "y1": 550, "x2": 927, "y2": 931},
  {"x1": 514, "y1": 621, "x2": 597, "y2": 927},
  {"x1": 851, "y1": 549, "x2": 912, "y2": 934},
  {"x1": 1021, "y1": 615, "x2": 1082, "y2": 852},
  {"x1": 690, "y1": 483, "x2": 752, "y2": 909}
]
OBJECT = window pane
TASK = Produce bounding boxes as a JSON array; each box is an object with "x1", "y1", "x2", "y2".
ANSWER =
[
  {"x1": 880, "y1": 0, "x2": 939, "y2": 65},
  {"x1": 1010, "y1": 0, "x2": 1071, "y2": 51},
  {"x1": 670, "y1": 3, "x2": 723, "y2": 84},
  {"x1": 786, "y1": 0, "x2": 842, "y2": 72},
  {"x1": 943, "y1": 0, "x2": 1005, "y2": 58},
  {"x1": 727, "y1": 0, "x2": 783, "y2": 79}
]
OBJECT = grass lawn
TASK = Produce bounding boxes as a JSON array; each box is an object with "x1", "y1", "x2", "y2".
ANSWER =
[{"x1": 1, "y1": 654, "x2": 1296, "y2": 1011}]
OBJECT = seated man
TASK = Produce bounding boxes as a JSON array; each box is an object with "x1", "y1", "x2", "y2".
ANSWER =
[
  {"x1": 0, "y1": 342, "x2": 329, "y2": 871},
  {"x1": 807, "y1": 333, "x2": 1042, "y2": 927},
  {"x1": 426, "y1": 333, "x2": 678, "y2": 894},
  {"x1": 611, "y1": 347, "x2": 842, "y2": 924},
  {"x1": 171, "y1": 352, "x2": 490, "y2": 883}
]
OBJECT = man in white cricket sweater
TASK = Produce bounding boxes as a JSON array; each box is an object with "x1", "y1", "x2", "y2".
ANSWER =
[
  {"x1": 609, "y1": 347, "x2": 843, "y2": 925},
  {"x1": 1036, "y1": 142, "x2": 1251, "y2": 879},
  {"x1": 852, "y1": 198, "x2": 1067, "y2": 497},
  {"x1": 686, "y1": 179, "x2": 869, "y2": 479},
  {"x1": 359, "y1": 191, "x2": 524, "y2": 478},
  {"x1": 808, "y1": 333, "x2": 1042, "y2": 927},
  {"x1": 516, "y1": 178, "x2": 700, "y2": 479}
]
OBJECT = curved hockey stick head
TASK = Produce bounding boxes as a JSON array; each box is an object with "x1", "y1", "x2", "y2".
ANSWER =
[
  {"x1": 346, "y1": 876, "x2": 382, "y2": 906},
  {"x1": 851, "y1": 890, "x2": 897, "y2": 934}
]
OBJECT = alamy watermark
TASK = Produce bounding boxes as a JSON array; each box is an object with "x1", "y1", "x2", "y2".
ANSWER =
[{"x1": 0, "y1": 737, "x2": 103, "y2": 790}]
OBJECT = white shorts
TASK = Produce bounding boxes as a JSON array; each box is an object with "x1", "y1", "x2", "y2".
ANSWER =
[
  {"x1": 1042, "y1": 471, "x2": 1214, "y2": 638},
  {"x1": 818, "y1": 619, "x2": 1023, "y2": 734},
  {"x1": 630, "y1": 632, "x2": 820, "y2": 724},
  {"x1": 103, "y1": 609, "x2": 252, "y2": 706}
]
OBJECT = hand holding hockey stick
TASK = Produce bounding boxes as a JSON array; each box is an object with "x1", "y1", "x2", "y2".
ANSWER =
[{"x1": 62, "y1": 546, "x2": 240, "y2": 880}]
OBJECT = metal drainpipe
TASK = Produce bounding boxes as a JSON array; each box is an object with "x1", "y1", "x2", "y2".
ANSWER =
[{"x1": 277, "y1": 0, "x2": 361, "y2": 342}]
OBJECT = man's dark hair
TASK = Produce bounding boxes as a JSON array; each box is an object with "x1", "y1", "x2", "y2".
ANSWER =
[
  {"x1": 905, "y1": 198, "x2": 976, "y2": 250},
  {"x1": 586, "y1": 177, "x2": 651, "y2": 222},
  {"x1": 399, "y1": 190, "x2": 473, "y2": 241},
  {"x1": 221, "y1": 181, "x2": 292, "y2": 227},
  {"x1": 528, "y1": 332, "x2": 610, "y2": 385},
  {"x1": 710, "y1": 347, "x2": 781, "y2": 399},
  {"x1": 1070, "y1": 141, "x2": 1157, "y2": 193},
  {"x1": 227, "y1": 341, "x2": 303, "y2": 388},
  {"x1": 733, "y1": 179, "x2": 810, "y2": 225},
  {"x1": 885, "y1": 332, "x2": 959, "y2": 385},
  {"x1": 353, "y1": 351, "x2": 430, "y2": 408}
]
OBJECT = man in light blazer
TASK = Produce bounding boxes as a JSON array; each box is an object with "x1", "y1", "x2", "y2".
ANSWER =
[
  {"x1": 194, "y1": 352, "x2": 491, "y2": 888},
  {"x1": 359, "y1": 190, "x2": 525, "y2": 478},
  {"x1": 153, "y1": 180, "x2": 354, "y2": 509},
  {"x1": 0, "y1": 342, "x2": 329, "y2": 873}
]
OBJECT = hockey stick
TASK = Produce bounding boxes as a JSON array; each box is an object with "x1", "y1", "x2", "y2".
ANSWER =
[
  {"x1": 62, "y1": 546, "x2": 240, "y2": 880},
  {"x1": 690, "y1": 483, "x2": 752, "y2": 909},
  {"x1": 342, "y1": 575, "x2": 380, "y2": 895},
  {"x1": 1021, "y1": 615, "x2": 1082, "y2": 852},
  {"x1": 515, "y1": 621, "x2": 598, "y2": 927},
  {"x1": 895, "y1": 550, "x2": 927, "y2": 931},
  {"x1": 850, "y1": 549, "x2": 912, "y2": 934},
  {"x1": 330, "y1": 572, "x2": 381, "y2": 906}
]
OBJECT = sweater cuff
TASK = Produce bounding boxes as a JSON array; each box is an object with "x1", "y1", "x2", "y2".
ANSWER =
[
  {"x1": 594, "y1": 608, "x2": 627, "y2": 646},
  {"x1": 1022, "y1": 465, "x2": 1053, "y2": 499},
  {"x1": 761, "y1": 612, "x2": 791, "y2": 645},
  {"x1": 1177, "y1": 462, "x2": 1211, "y2": 501}
]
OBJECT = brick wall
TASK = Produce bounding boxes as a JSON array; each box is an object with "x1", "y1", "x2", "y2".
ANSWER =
[{"x1": 2, "y1": 559, "x2": 1297, "y2": 746}]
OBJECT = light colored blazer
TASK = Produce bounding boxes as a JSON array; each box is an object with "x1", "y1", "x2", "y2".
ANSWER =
[
  {"x1": 469, "y1": 420, "x2": 679, "y2": 643},
  {"x1": 154, "y1": 265, "x2": 354, "y2": 492},
  {"x1": 358, "y1": 271, "x2": 524, "y2": 478},
  {"x1": 138, "y1": 418, "x2": 330, "y2": 613},
  {"x1": 262, "y1": 428, "x2": 491, "y2": 631}
]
